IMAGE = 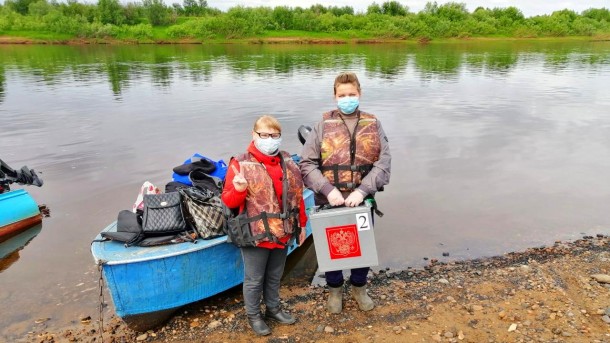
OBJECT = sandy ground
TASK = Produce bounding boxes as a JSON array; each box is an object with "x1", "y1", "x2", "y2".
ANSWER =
[{"x1": 27, "y1": 235, "x2": 610, "y2": 343}]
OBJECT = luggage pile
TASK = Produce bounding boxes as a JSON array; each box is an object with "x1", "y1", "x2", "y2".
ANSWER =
[{"x1": 101, "y1": 154, "x2": 229, "y2": 247}]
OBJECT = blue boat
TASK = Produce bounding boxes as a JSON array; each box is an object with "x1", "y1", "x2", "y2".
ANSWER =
[
  {"x1": 0, "y1": 189, "x2": 42, "y2": 241},
  {"x1": 91, "y1": 188, "x2": 315, "y2": 331}
]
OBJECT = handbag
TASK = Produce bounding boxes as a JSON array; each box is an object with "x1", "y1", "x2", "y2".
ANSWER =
[
  {"x1": 141, "y1": 192, "x2": 188, "y2": 234},
  {"x1": 180, "y1": 187, "x2": 226, "y2": 239}
]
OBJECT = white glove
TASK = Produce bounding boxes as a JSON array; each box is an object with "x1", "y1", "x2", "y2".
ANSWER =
[
  {"x1": 326, "y1": 188, "x2": 345, "y2": 206},
  {"x1": 345, "y1": 190, "x2": 364, "y2": 207}
]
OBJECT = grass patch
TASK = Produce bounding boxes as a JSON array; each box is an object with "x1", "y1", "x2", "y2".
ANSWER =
[{"x1": 1, "y1": 30, "x2": 75, "y2": 41}]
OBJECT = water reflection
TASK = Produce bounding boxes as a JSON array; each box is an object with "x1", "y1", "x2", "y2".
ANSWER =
[
  {"x1": 1, "y1": 41, "x2": 609, "y2": 96},
  {"x1": 0, "y1": 225, "x2": 42, "y2": 272}
]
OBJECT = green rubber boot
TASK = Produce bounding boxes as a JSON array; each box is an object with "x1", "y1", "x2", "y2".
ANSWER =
[
  {"x1": 326, "y1": 286, "x2": 343, "y2": 314},
  {"x1": 351, "y1": 285, "x2": 374, "y2": 311}
]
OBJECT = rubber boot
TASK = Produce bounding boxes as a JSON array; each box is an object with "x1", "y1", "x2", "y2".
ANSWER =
[
  {"x1": 247, "y1": 313, "x2": 271, "y2": 336},
  {"x1": 265, "y1": 307, "x2": 296, "y2": 324},
  {"x1": 326, "y1": 286, "x2": 343, "y2": 314},
  {"x1": 351, "y1": 285, "x2": 374, "y2": 311}
]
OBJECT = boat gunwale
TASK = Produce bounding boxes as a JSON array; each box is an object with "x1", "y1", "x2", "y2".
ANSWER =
[
  {"x1": 92, "y1": 189, "x2": 314, "y2": 266},
  {"x1": 91, "y1": 222, "x2": 231, "y2": 266}
]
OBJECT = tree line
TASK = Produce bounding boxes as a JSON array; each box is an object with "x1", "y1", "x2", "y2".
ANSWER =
[{"x1": 1, "y1": 0, "x2": 609, "y2": 41}]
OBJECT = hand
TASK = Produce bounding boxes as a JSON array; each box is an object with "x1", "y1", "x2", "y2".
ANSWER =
[
  {"x1": 298, "y1": 228, "x2": 306, "y2": 246},
  {"x1": 231, "y1": 165, "x2": 248, "y2": 192},
  {"x1": 326, "y1": 188, "x2": 345, "y2": 206},
  {"x1": 345, "y1": 190, "x2": 364, "y2": 207}
]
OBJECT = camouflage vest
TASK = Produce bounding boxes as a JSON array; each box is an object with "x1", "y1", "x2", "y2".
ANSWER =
[
  {"x1": 320, "y1": 110, "x2": 381, "y2": 192},
  {"x1": 235, "y1": 151, "x2": 303, "y2": 243}
]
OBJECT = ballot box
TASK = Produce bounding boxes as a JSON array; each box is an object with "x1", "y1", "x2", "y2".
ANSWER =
[{"x1": 309, "y1": 204, "x2": 378, "y2": 272}]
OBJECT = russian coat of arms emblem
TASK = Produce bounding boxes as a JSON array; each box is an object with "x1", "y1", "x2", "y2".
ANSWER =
[{"x1": 325, "y1": 224, "x2": 361, "y2": 259}]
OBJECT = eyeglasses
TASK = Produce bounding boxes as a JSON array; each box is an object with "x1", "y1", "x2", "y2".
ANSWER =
[{"x1": 255, "y1": 131, "x2": 281, "y2": 139}]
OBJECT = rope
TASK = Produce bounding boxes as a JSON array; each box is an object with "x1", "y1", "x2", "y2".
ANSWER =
[{"x1": 97, "y1": 261, "x2": 105, "y2": 342}]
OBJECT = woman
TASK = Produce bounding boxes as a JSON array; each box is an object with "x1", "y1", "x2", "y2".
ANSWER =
[
  {"x1": 300, "y1": 72, "x2": 391, "y2": 314},
  {"x1": 222, "y1": 115, "x2": 307, "y2": 336}
]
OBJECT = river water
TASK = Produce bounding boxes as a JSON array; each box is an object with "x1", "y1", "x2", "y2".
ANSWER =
[{"x1": 1, "y1": 40, "x2": 609, "y2": 340}]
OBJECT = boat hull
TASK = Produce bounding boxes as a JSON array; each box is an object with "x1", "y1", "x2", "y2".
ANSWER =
[
  {"x1": 0, "y1": 189, "x2": 42, "y2": 241},
  {"x1": 91, "y1": 189, "x2": 314, "y2": 330}
]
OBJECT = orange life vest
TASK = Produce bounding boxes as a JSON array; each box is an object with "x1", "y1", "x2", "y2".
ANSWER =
[
  {"x1": 320, "y1": 110, "x2": 381, "y2": 192},
  {"x1": 234, "y1": 151, "x2": 303, "y2": 245}
]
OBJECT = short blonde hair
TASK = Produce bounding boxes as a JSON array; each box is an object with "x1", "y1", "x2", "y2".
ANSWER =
[
  {"x1": 333, "y1": 72, "x2": 361, "y2": 95},
  {"x1": 253, "y1": 115, "x2": 281, "y2": 132}
]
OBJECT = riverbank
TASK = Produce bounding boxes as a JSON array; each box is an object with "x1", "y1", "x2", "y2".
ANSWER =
[
  {"x1": 1, "y1": 33, "x2": 609, "y2": 45},
  {"x1": 27, "y1": 235, "x2": 610, "y2": 342}
]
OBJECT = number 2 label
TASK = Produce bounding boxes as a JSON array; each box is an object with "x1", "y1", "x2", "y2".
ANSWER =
[{"x1": 356, "y1": 212, "x2": 371, "y2": 231}]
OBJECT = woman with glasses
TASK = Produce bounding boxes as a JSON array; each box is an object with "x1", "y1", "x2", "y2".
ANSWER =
[{"x1": 221, "y1": 115, "x2": 307, "y2": 336}]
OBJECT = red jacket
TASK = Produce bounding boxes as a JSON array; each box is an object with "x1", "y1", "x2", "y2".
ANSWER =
[{"x1": 222, "y1": 141, "x2": 307, "y2": 249}]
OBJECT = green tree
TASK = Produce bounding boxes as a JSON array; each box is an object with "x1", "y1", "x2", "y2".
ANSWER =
[
  {"x1": 182, "y1": 0, "x2": 207, "y2": 16},
  {"x1": 367, "y1": 2, "x2": 382, "y2": 15},
  {"x1": 498, "y1": 6, "x2": 524, "y2": 22},
  {"x1": 381, "y1": 1, "x2": 408, "y2": 16},
  {"x1": 329, "y1": 6, "x2": 353, "y2": 16},
  {"x1": 97, "y1": 0, "x2": 124, "y2": 25},
  {"x1": 60, "y1": 0, "x2": 96, "y2": 22},
  {"x1": 5, "y1": 0, "x2": 38, "y2": 15},
  {"x1": 123, "y1": 2, "x2": 144, "y2": 25},
  {"x1": 582, "y1": 8, "x2": 610, "y2": 22},
  {"x1": 272, "y1": 6, "x2": 293, "y2": 30},
  {"x1": 28, "y1": 0, "x2": 53, "y2": 17},
  {"x1": 436, "y1": 2, "x2": 469, "y2": 22},
  {"x1": 309, "y1": 4, "x2": 327, "y2": 15},
  {"x1": 142, "y1": 0, "x2": 170, "y2": 26}
]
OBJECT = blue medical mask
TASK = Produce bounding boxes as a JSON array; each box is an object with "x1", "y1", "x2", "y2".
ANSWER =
[
  {"x1": 254, "y1": 137, "x2": 282, "y2": 156},
  {"x1": 337, "y1": 96, "x2": 359, "y2": 115}
]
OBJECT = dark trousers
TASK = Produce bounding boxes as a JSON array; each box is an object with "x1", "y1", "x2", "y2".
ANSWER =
[
  {"x1": 240, "y1": 246, "x2": 288, "y2": 315},
  {"x1": 325, "y1": 267, "x2": 369, "y2": 288}
]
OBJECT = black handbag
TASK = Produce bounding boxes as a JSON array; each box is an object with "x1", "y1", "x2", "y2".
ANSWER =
[{"x1": 141, "y1": 192, "x2": 188, "y2": 234}]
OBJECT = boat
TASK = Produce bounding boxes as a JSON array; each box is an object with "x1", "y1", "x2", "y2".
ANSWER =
[
  {"x1": 91, "y1": 188, "x2": 315, "y2": 331},
  {"x1": 0, "y1": 189, "x2": 42, "y2": 241},
  {"x1": 0, "y1": 159, "x2": 44, "y2": 241}
]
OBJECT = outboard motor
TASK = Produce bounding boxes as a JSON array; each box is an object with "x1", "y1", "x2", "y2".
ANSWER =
[{"x1": 297, "y1": 125, "x2": 312, "y2": 145}]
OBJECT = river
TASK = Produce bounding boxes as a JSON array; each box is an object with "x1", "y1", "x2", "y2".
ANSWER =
[{"x1": 1, "y1": 40, "x2": 609, "y2": 340}]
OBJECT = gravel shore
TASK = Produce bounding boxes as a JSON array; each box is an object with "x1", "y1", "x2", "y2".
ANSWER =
[{"x1": 29, "y1": 235, "x2": 610, "y2": 343}]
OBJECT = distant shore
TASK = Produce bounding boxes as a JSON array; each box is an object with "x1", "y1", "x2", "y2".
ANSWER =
[
  {"x1": 26, "y1": 234, "x2": 610, "y2": 342},
  {"x1": 1, "y1": 34, "x2": 609, "y2": 45}
]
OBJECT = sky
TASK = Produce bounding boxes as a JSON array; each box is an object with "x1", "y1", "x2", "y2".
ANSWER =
[{"x1": 205, "y1": 0, "x2": 609, "y2": 17}]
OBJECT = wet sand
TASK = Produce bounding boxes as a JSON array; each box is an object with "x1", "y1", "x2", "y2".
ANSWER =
[{"x1": 27, "y1": 235, "x2": 610, "y2": 343}]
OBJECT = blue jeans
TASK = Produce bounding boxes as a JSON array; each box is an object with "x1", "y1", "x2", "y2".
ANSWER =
[{"x1": 325, "y1": 267, "x2": 369, "y2": 288}]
